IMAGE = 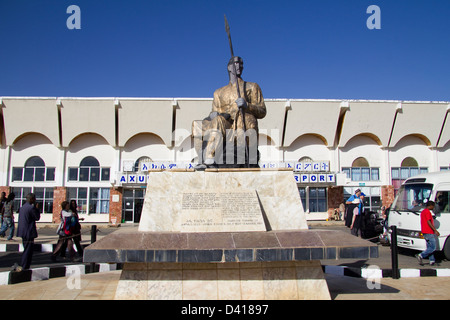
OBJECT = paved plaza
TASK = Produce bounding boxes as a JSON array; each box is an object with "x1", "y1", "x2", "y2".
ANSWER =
[
  {"x1": 0, "y1": 222, "x2": 449, "y2": 300},
  {"x1": 0, "y1": 269, "x2": 449, "y2": 300}
]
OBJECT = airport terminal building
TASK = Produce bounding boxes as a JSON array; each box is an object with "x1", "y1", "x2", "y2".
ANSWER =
[{"x1": 0, "y1": 97, "x2": 449, "y2": 223}]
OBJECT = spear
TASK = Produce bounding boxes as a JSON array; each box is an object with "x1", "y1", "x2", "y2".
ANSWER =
[{"x1": 224, "y1": 14, "x2": 249, "y2": 167}]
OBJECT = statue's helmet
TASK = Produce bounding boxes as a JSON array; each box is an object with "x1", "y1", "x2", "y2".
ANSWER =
[
  {"x1": 228, "y1": 56, "x2": 243, "y2": 67},
  {"x1": 227, "y1": 56, "x2": 243, "y2": 75}
]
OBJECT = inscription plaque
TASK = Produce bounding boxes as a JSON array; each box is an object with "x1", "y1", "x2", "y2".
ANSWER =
[{"x1": 180, "y1": 189, "x2": 266, "y2": 232}]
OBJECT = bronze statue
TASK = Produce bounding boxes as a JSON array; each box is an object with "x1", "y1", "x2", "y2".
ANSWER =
[{"x1": 192, "y1": 16, "x2": 266, "y2": 169}]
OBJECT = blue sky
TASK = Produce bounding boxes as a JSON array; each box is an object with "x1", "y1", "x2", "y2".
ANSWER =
[{"x1": 0, "y1": 0, "x2": 449, "y2": 101}]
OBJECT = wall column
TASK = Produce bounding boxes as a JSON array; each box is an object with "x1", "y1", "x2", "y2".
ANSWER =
[
  {"x1": 109, "y1": 187, "x2": 123, "y2": 225},
  {"x1": 327, "y1": 186, "x2": 343, "y2": 220},
  {"x1": 53, "y1": 187, "x2": 67, "y2": 223},
  {"x1": 381, "y1": 185, "x2": 395, "y2": 208}
]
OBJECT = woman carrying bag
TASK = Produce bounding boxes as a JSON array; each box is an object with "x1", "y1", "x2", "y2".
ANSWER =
[
  {"x1": 69, "y1": 200, "x2": 84, "y2": 257},
  {"x1": 52, "y1": 201, "x2": 76, "y2": 261}
]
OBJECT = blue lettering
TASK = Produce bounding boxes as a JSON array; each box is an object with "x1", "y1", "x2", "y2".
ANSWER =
[
  {"x1": 120, "y1": 175, "x2": 126, "y2": 183},
  {"x1": 142, "y1": 164, "x2": 148, "y2": 171},
  {"x1": 138, "y1": 176, "x2": 145, "y2": 183}
]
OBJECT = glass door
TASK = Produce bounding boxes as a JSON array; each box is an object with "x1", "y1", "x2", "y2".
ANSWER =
[{"x1": 122, "y1": 188, "x2": 145, "y2": 223}]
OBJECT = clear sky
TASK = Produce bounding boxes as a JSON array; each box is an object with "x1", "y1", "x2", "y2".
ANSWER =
[{"x1": 1, "y1": 0, "x2": 449, "y2": 101}]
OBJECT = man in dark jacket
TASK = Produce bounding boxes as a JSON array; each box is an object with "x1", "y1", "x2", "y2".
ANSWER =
[{"x1": 15, "y1": 193, "x2": 40, "y2": 271}]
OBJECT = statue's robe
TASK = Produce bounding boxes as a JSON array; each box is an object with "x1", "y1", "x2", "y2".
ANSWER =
[{"x1": 193, "y1": 78, "x2": 266, "y2": 166}]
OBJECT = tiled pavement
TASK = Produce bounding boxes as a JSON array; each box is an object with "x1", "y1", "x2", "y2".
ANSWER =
[
  {"x1": 0, "y1": 222, "x2": 449, "y2": 300},
  {"x1": 1, "y1": 269, "x2": 450, "y2": 300}
]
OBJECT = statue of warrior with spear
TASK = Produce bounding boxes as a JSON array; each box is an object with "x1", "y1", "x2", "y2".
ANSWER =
[{"x1": 193, "y1": 15, "x2": 267, "y2": 169}]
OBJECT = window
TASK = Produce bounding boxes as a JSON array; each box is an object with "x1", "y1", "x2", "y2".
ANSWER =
[
  {"x1": 34, "y1": 187, "x2": 54, "y2": 214},
  {"x1": 401, "y1": 157, "x2": 418, "y2": 167},
  {"x1": 12, "y1": 156, "x2": 55, "y2": 182},
  {"x1": 342, "y1": 167, "x2": 379, "y2": 181},
  {"x1": 12, "y1": 187, "x2": 31, "y2": 214},
  {"x1": 11, "y1": 187, "x2": 53, "y2": 214},
  {"x1": 298, "y1": 187, "x2": 327, "y2": 213},
  {"x1": 90, "y1": 188, "x2": 110, "y2": 214},
  {"x1": 391, "y1": 157, "x2": 428, "y2": 195},
  {"x1": 309, "y1": 187, "x2": 327, "y2": 212},
  {"x1": 392, "y1": 183, "x2": 433, "y2": 212},
  {"x1": 342, "y1": 157, "x2": 379, "y2": 182},
  {"x1": 68, "y1": 156, "x2": 110, "y2": 182},
  {"x1": 67, "y1": 187, "x2": 110, "y2": 214},
  {"x1": 352, "y1": 157, "x2": 369, "y2": 167},
  {"x1": 298, "y1": 188, "x2": 307, "y2": 211},
  {"x1": 67, "y1": 188, "x2": 88, "y2": 214},
  {"x1": 134, "y1": 157, "x2": 152, "y2": 172},
  {"x1": 436, "y1": 191, "x2": 450, "y2": 214}
]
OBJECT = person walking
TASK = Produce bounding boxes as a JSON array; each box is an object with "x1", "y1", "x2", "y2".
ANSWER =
[
  {"x1": 15, "y1": 193, "x2": 40, "y2": 271},
  {"x1": 57, "y1": 200, "x2": 84, "y2": 260},
  {"x1": 0, "y1": 193, "x2": 16, "y2": 240},
  {"x1": 0, "y1": 192, "x2": 6, "y2": 227},
  {"x1": 52, "y1": 201, "x2": 76, "y2": 261},
  {"x1": 416, "y1": 200, "x2": 440, "y2": 266},
  {"x1": 350, "y1": 198, "x2": 362, "y2": 237},
  {"x1": 70, "y1": 200, "x2": 84, "y2": 258},
  {"x1": 345, "y1": 189, "x2": 362, "y2": 229}
]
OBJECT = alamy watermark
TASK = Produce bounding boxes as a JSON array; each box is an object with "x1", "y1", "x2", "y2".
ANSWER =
[
  {"x1": 66, "y1": 5, "x2": 81, "y2": 30},
  {"x1": 363, "y1": 265, "x2": 382, "y2": 290},
  {"x1": 65, "y1": 5, "x2": 380, "y2": 31},
  {"x1": 66, "y1": 266, "x2": 82, "y2": 290},
  {"x1": 367, "y1": 5, "x2": 381, "y2": 30}
]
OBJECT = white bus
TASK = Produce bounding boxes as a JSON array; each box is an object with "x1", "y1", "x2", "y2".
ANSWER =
[{"x1": 388, "y1": 171, "x2": 450, "y2": 260}]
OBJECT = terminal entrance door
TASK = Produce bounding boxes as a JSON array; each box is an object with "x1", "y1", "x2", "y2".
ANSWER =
[{"x1": 122, "y1": 188, "x2": 145, "y2": 223}]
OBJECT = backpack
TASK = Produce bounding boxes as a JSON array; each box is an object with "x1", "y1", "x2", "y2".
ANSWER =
[
  {"x1": 63, "y1": 215, "x2": 77, "y2": 236},
  {"x1": 56, "y1": 211, "x2": 76, "y2": 237}
]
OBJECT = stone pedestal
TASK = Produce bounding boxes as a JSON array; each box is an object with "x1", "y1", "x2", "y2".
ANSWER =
[
  {"x1": 84, "y1": 228, "x2": 378, "y2": 300},
  {"x1": 84, "y1": 169, "x2": 378, "y2": 300},
  {"x1": 138, "y1": 169, "x2": 308, "y2": 232},
  {"x1": 114, "y1": 260, "x2": 330, "y2": 300}
]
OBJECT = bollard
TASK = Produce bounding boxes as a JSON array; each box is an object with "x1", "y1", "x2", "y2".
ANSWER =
[
  {"x1": 90, "y1": 225, "x2": 97, "y2": 273},
  {"x1": 91, "y1": 225, "x2": 97, "y2": 243},
  {"x1": 390, "y1": 225, "x2": 400, "y2": 279}
]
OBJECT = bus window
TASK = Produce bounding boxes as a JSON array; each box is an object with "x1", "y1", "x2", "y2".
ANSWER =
[
  {"x1": 392, "y1": 183, "x2": 433, "y2": 212},
  {"x1": 435, "y1": 191, "x2": 450, "y2": 214}
]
